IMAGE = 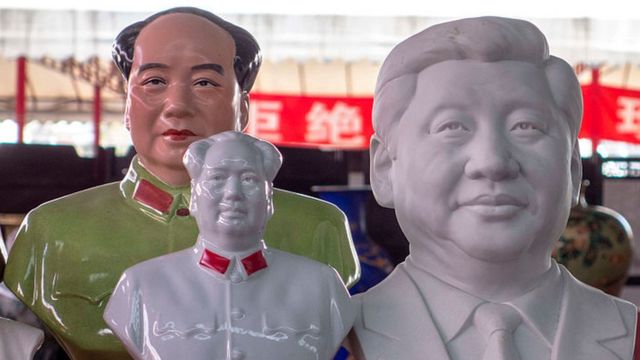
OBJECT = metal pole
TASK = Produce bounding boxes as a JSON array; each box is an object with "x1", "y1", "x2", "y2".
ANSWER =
[
  {"x1": 590, "y1": 66, "x2": 600, "y2": 158},
  {"x1": 93, "y1": 84, "x2": 101, "y2": 153},
  {"x1": 16, "y1": 56, "x2": 26, "y2": 143}
]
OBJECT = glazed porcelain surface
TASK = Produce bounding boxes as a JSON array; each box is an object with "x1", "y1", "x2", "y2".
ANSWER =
[
  {"x1": 0, "y1": 245, "x2": 44, "y2": 359},
  {"x1": 4, "y1": 8, "x2": 358, "y2": 360},
  {"x1": 351, "y1": 16, "x2": 637, "y2": 360},
  {"x1": 0, "y1": 317, "x2": 44, "y2": 360},
  {"x1": 553, "y1": 181, "x2": 634, "y2": 296},
  {"x1": 104, "y1": 132, "x2": 355, "y2": 360}
]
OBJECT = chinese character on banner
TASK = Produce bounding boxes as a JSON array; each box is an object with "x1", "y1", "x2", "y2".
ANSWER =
[
  {"x1": 304, "y1": 101, "x2": 366, "y2": 147},
  {"x1": 616, "y1": 96, "x2": 640, "y2": 140},
  {"x1": 247, "y1": 100, "x2": 283, "y2": 142}
]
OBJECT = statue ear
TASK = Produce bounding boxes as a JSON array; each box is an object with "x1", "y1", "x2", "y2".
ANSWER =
[
  {"x1": 266, "y1": 186, "x2": 275, "y2": 219},
  {"x1": 238, "y1": 92, "x2": 250, "y2": 131},
  {"x1": 370, "y1": 135, "x2": 395, "y2": 208},
  {"x1": 570, "y1": 143, "x2": 583, "y2": 207},
  {"x1": 124, "y1": 104, "x2": 131, "y2": 131},
  {"x1": 183, "y1": 140, "x2": 210, "y2": 180},
  {"x1": 124, "y1": 82, "x2": 131, "y2": 131}
]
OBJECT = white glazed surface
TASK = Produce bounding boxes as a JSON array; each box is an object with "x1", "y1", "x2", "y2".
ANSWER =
[
  {"x1": 104, "y1": 132, "x2": 355, "y2": 360},
  {"x1": 0, "y1": 317, "x2": 44, "y2": 360},
  {"x1": 352, "y1": 16, "x2": 637, "y2": 360}
]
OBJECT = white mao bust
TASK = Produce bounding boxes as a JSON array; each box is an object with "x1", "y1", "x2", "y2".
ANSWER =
[
  {"x1": 104, "y1": 131, "x2": 355, "y2": 360},
  {"x1": 350, "y1": 17, "x2": 637, "y2": 360}
]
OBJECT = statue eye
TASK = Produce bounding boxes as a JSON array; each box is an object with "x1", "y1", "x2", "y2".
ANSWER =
[
  {"x1": 512, "y1": 122, "x2": 539, "y2": 131},
  {"x1": 142, "y1": 77, "x2": 165, "y2": 86},
  {"x1": 241, "y1": 174, "x2": 258, "y2": 185},
  {"x1": 435, "y1": 121, "x2": 469, "y2": 133},
  {"x1": 202, "y1": 173, "x2": 227, "y2": 188},
  {"x1": 193, "y1": 79, "x2": 220, "y2": 87},
  {"x1": 510, "y1": 121, "x2": 546, "y2": 134}
]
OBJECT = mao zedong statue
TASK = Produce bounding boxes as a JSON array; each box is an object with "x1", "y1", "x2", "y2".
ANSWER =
[
  {"x1": 104, "y1": 131, "x2": 355, "y2": 360},
  {"x1": 350, "y1": 17, "x2": 637, "y2": 360},
  {"x1": 4, "y1": 7, "x2": 357, "y2": 359}
]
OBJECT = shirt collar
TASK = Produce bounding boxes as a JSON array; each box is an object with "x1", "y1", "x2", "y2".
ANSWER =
[
  {"x1": 404, "y1": 256, "x2": 564, "y2": 346},
  {"x1": 192, "y1": 237, "x2": 270, "y2": 281},
  {"x1": 119, "y1": 156, "x2": 192, "y2": 222},
  {"x1": 505, "y1": 261, "x2": 563, "y2": 346},
  {"x1": 404, "y1": 256, "x2": 484, "y2": 343}
]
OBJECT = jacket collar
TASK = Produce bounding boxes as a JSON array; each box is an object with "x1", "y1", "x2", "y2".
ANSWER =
[
  {"x1": 360, "y1": 260, "x2": 635, "y2": 360},
  {"x1": 359, "y1": 262, "x2": 451, "y2": 360},
  {"x1": 119, "y1": 156, "x2": 192, "y2": 222},
  {"x1": 553, "y1": 265, "x2": 635, "y2": 360},
  {"x1": 193, "y1": 238, "x2": 270, "y2": 282},
  {"x1": 404, "y1": 256, "x2": 562, "y2": 347}
]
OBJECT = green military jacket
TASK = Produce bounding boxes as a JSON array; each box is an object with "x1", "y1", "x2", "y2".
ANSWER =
[{"x1": 5, "y1": 157, "x2": 359, "y2": 360}]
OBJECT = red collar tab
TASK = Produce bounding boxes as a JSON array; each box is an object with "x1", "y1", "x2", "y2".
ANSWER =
[
  {"x1": 133, "y1": 179, "x2": 173, "y2": 214},
  {"x1": 199, "y1": 249, "x2": 232, "y2": 274},
  {"x1": 199, "y1": 249, "x2": 268, "y2": 276},
  {"x1": 241, "y1": 250, "x2": 268, "y2": 276}
]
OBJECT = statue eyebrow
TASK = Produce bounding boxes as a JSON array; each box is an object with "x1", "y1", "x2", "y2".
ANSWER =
[
  {"x1": 192, "y1": 63, "x2": 224, "y2": 75},
  {"x1": 135, "y1": 63, "x2": 224, "y2": 75},
  {"x1": 137, "y1": 63, "x2": 168, "y2": 73}
]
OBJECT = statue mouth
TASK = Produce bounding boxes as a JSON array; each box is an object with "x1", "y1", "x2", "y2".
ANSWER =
[{"x1": 162, "y1": 129, "x2": 197, "y2": 141}]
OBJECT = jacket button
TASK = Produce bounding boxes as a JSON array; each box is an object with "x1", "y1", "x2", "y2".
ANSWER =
[
  {"x1": 230, "y1": 273, "x2": 242, "y2": 283},
  {"x1": 176, "y1": 208, "x2": 190, "y2": 216},
  {"x1": 231, "y1": 308, "x2": 245, "y2": 320}
]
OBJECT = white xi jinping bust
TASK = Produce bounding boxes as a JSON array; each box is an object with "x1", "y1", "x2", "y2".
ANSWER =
[
  {"x1": 351, "y1": 17, "x2": 637, "y2": 360},
  {"x1": 104, "y1": 131, "x2": 354, "y2": 360}
]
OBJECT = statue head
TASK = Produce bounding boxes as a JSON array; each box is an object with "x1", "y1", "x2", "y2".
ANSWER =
[
  {"x1": 370, "y1": 17, "x2": 583, "y2": 264},
  {"x1": 183, "y1": 131, "x2": 282, "y2": 252},
  {"x1": 112, "y1": 7, "x2": 261, "y2": 186}
]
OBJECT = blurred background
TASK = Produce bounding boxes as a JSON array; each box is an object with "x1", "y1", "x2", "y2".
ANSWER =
[{"x1": 2, "y1": 1, "x2": 640, "y2": 353}]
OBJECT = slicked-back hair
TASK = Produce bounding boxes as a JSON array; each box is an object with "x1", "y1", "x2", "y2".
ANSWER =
[{"x1": 112, "y1": 7, "x2": 261, "y2": 93}]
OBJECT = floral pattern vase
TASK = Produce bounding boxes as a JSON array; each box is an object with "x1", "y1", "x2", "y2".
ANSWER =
[{"x1": 552, "y1": 180, "x2": 634, "y2": 296}]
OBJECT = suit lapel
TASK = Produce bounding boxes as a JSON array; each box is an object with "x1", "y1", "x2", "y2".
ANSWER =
[
  {"x1": 553, "y1": 267, "x2": 633, "y2": 360},
  {"x1": 360, "y1": 265, "x2": 450, "y2": 360}
]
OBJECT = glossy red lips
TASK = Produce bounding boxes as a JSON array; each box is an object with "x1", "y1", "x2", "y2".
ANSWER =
[{"x1": 162, "y1": 129, "x2": 196, "y2": 141}]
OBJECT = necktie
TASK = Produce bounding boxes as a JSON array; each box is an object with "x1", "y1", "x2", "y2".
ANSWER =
[{"x1": 474, "y1": 302, "x2": 522, "y2": 360}]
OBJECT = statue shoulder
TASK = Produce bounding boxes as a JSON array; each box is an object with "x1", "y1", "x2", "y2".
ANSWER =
[
  {"x1": 22, "y1": 182, "x2": 121, "y2": 224},
  {"x1": 267, "y1": 189, "x2": 358, "y2": 287},
  {"x1": 272, "y1": 188, "x2": 347, "y2": 221}
]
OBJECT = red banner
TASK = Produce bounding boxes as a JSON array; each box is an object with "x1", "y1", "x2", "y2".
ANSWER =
[
  {"x1": 581, "y1": 85, "x2": 640, "y2": 144},
  {"x1": 248, "y1": 86, "x2": 640, "y2": 150},
  {"x1": 247, "y1": 93, "x2": 373, "y2": 150}
]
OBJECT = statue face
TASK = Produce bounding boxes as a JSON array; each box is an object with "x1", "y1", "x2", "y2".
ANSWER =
[
  {"x1": 388, "y1": 60, "x2": 578, "y2": 262},
  {"x1": 125, "y1": 13, "x2": 245, "y2": 183},
  {"x1": 193, "y1": 141, "x2": 269, "y2": 251}
]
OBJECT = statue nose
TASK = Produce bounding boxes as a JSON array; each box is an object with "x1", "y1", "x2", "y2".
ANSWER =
[
  {"x1": 163, "y1": 84, "x2": 194, "y2": 118},
  {"x1": 464, "y1": 135, "x2": 520, "y2": 181},
  {"x1": 223, "y1": 177, "x2": 243, "y2": 199}
]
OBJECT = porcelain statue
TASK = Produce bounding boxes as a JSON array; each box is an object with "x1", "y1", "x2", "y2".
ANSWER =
[
  {"x1": 553, "y1": 180, "x2": 634, "y2": 296},
  {"x1": 4, "y1": 7, "x2": 358, "y2": 360},
  {"x1": 0, "y1": 248, "x2": 44, "y2": 359},
  {"x1": 350, "y1": 16, "x2": 637, "y2": 360},
  {"x1": 104, "y1": 132, "x2": 355, "y2": 360}
]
